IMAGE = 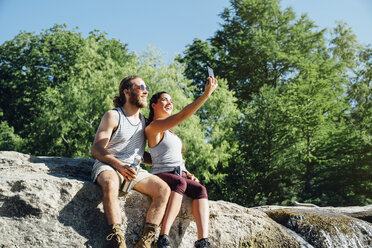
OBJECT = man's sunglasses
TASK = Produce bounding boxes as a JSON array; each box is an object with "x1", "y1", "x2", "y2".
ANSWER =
[{"x1": 135, "y1": 85, "x2": 150, "y2": 92}]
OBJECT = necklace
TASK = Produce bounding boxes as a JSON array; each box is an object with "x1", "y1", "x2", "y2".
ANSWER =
[{"x1": 120, "y1": 107, "x2": 141, "y2": 126}]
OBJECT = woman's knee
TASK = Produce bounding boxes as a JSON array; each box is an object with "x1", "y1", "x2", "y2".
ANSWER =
[{"x1": 193, "y1": 185, "x2": 208, "y2": 199}]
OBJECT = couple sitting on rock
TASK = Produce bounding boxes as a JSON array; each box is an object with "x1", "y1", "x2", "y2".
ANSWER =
[{"x1": 91, "y1": 75, "x2": 218, "y2": 248}]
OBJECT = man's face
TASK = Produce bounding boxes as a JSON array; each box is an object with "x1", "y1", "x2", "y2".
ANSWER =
[{"x1": 128, "y1": 78, "x2": 149, "y2": 108}]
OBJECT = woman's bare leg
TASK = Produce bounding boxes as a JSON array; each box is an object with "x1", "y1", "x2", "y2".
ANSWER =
[
  {"x1": 160, "y1": 191, "x2": 183, "y2": 235},
  {"x1": 192, "y1": 198, "x2": 209, "y2": 239}
]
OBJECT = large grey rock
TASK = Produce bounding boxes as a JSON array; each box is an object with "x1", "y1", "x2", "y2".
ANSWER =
[
  {"x1": 2, "y1": 151, "x2": 371, "y2": 247},
  {"x1": 0, "y1": 151, "x2": 299, "y2": 248},
  {"x1": 256, "y1": 206, "x2": 372, "y2": 247},
  {"x1": 255, "y1": 204, "x2": 372, "y2": 223}
]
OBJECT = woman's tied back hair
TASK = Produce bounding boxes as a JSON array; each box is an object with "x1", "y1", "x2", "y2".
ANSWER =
[{"x1": 113, "y1": 75, "x2": 140, "y2": 107}]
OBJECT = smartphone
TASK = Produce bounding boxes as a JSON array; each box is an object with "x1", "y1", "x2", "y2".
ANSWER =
[{"x1": 207, "y1": 66, "x2": 214, "y2": 78}]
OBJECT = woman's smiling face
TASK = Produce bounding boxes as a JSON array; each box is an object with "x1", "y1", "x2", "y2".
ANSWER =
[{"x1": 154, "y1": 93, "x2": 173, "y2": 116}]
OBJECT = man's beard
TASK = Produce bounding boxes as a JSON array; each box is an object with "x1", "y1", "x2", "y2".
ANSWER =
[{"x1": 129, "y1": 91, "x2": 147, "y2": 108}]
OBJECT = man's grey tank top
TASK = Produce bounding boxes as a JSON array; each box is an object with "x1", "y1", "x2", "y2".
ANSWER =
[
  {"x1": 149, "y1": 130, "x2": 187, "y2": 175},
  {"x1": 92, "y1": 107, "x2": 146, "y2": 168}
]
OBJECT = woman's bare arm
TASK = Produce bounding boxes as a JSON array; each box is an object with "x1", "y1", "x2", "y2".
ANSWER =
[{"x1": 147, "y1": 77, "x2": 218, "y2": 134}]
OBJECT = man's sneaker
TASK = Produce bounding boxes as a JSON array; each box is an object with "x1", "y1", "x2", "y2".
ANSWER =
[
  {"x1": 157, "y1": 234, "x2": 171, "y2": 248},
  {"x1": 134, "y1": 223, "x2": 158, "y2": 248},
  {"x1": 106, "y1": 224, "x2": 126, "y2": 248},
  {"x1": 194, "y1": 238, "x2": 210, "y2": 248}
]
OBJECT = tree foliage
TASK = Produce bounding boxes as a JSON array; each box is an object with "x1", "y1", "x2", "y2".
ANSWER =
[
  {"x1": 0, "y1": 25, "x2": 138, "y2": 157},
  {"x1": 1, "y1": 0, "x2": 370, "y2": 207},
  {"x1": 178, "y1": 0, "x2": 371, "y2": 206},
  {"x1": 0, "y1": 27, "x2": 232, "y2": 184},
  {"x1": 137, "y1": 49, "x2": 239, "y2": 184}
]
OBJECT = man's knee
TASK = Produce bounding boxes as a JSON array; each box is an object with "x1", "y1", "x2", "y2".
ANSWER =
[
  {"x1": 148, "y1": 176, "x2": 171, "y2": 202},
  {"x1": 154, "y1": 178, "x2": 171, "y2": 201},
  {"x1": 134, "y1": 175, "x2": 171, "y2": 201},
  {"x1": 97, "y1": 171, "x2": 120, "y2": 196}
]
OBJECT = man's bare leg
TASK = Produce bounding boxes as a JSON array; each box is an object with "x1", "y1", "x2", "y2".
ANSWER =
[
  {"x1": 96, "y1": 170, "x2": 122, "y2": 225},
  {"x1": 132, "y1": 176, "x2": 170, "y2": 247},
  {"x1": 133, "y1": 175, "x2": 171, "y2": 225}
]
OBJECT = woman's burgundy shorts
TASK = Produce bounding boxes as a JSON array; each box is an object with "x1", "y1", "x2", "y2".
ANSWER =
[{"x1": 156, "y1": 172, "x2": 208, "y2": 199}]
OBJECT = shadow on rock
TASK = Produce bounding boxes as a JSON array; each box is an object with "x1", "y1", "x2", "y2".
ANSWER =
[
  {"x1": 0, "y1": 194, "x2": 41, "y2": 218},
  {"x1": 120, "y1": 191, "x2": 193, "y2": 247},
  {"x1": 57, "y1": 182, "x2": 112, "y2": 247},
  {"x1": 30, "y1": 155, "x2": 94, "y2": 181},
  {"x1": 168, "y1": 197, "x2": 194, "y2": 247}
]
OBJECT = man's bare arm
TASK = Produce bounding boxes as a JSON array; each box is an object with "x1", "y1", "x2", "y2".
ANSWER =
[{"x1": 92, "y1": 110, "x2": 136, "y2": 180}]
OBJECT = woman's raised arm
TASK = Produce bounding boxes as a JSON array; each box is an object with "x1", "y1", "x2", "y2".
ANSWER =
[{"x1": 147, "y1": 77, "x2": 217, "y2": 133}]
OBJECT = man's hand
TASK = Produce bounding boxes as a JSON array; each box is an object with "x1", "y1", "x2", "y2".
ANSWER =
[{"x1": 119, "y1": 164, "x2": 137, "y2": 181}]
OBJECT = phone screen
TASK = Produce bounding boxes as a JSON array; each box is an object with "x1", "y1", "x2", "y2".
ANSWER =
[{"x1": 207, "y1": 66, "x2": 214, "y2": 78}]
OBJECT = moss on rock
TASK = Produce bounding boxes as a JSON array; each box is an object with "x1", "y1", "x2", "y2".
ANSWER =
[{"x1": 265, "y1": 209, "x2": 372, "y2": 248}]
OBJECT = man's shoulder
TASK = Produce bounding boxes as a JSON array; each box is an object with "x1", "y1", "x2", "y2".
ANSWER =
[
  {"x1": 105, "y1": 109, "x2": 120, "y2": 117},
  {"x1": 101, "y1": 109, "x2": 120, "y2": 126},
  {"x1": 107, "y1": 108, "x2": 120, "y2": 114}
]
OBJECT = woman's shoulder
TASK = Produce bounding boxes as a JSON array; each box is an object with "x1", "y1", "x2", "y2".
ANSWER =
[
  {"x1": 145, "y1": 121, "x2": 159, "y2": 139},
  {"x1": 145, "y1": 118, "x2": 162, "y2": 130}
]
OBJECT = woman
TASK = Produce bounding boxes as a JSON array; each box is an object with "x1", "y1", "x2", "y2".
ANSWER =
[{"x1": 145, "y1": 76, "x2": 217, "y2": 248}]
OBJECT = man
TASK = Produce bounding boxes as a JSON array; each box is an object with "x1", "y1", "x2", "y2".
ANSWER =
[{"x1": 91, "y1": 75, "x2": 171, "y2": 248}]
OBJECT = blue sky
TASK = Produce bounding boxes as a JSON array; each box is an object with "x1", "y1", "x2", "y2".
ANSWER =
[{"x1": 0, "y1": 0, "x2": 371, "y2": 63}]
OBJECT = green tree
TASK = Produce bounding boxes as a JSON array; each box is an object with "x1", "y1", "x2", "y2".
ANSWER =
[
  {"x1": 0, "y1": 120, "x2": 23, "y2": 151},
  {"x1": 224, "y1": 85, "x2": 301, "y2": 206},
  {"x1": 305, "y1": 24, "x2": 371, "y2": 206},
  {"x1": 179, "y1": 0, "x2": 326, "y2": 105},
  {"x1": 343, "y1": 46, "x2": 372, "y2": 204},
  {"x1": 28, "y1": 32, "x2": 137, "y2": 157},
  {"x1": 136, "y1": 49, "x2": 239, "y2": 187},
  {"x1": 348, "y1": 46, "x2": 372, "y2": 140},
  {"x1": 179, "y1": 0, "x2": 330, "y2": 205},
  {"x1": 0, "y1": 25, "x2": 234, "y2": 191},
  {"x1": 0, "y1": 25, "x2": 137, "y2": 156},
  {"x1": 178, "y1": 0, "x2": 371, "y2": 206},
  {"x1": 284, "y1": 52, "x2": 349, "y2": 199},
  {"x1": 176, "y1": 39, "x2": 218, "y2": 95},
  {"x1": 0, "y1": 24, "x2": 85, "y2": 137}
]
